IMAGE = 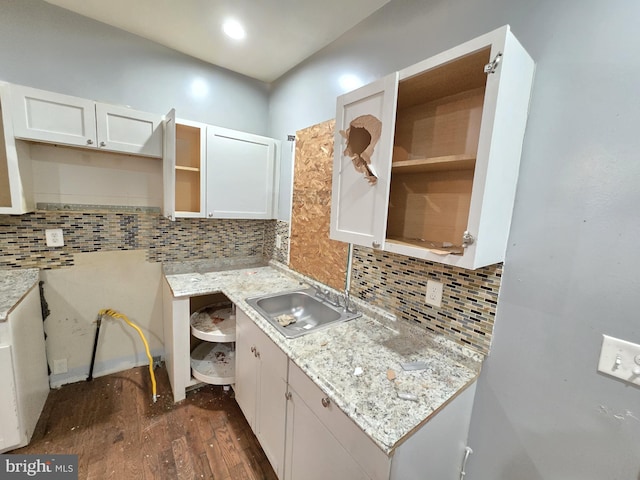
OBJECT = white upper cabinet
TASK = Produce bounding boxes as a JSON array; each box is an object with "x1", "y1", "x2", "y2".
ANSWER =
[
  {"x1": 163, "y1": 121, "x2": 279, "y2": 221},
  {"x1": 10, "y1": 84, "x2": 96, "y2": 148},
  {"x1": 10, "y1": 84, "x2": 162, "y2": 158},
  {"x1": 95, "y1": 103, "x2": 162, "y2": 156},
  {"x1": 206, "y1": 126, "x2": 278, "y2": 219},
  {"x1": 330, "y1": 25, "x2": 535, "y2": 269}
]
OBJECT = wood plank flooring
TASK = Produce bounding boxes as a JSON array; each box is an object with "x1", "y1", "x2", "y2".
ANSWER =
[{"x1": 11, "y1": 365, "x2": 278, "y2": 480}]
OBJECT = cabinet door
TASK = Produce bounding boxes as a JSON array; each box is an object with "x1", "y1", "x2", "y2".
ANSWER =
[
  {"x1": 284, "y1": 386, "x2": 370, "y2": 480},
  {"x1": 236, "y1": 308, "x2": 288, "y2": 477},
  {"x1": 162, "y1": 109, "x2": 176, "y2": 220},
  {"x1": 10, "y1": 84, "x2": 97, "y2": 147},
  {"x1": 330, "y1": 72, "x2": 398, "y2": 249},
  {"x1": 255, "y1": 331, "x2": 288, "y2": 478},
  {"x1": 0, "y1": 345, "x2": 21, "y2": 452},
  {"x1": 95, "y1": 103, "x2": 163, "y2": 157},
  {"x1": 0, "y1": 84, "x2": 35, "y2": 215},
  {"x1": 234, "y1": 309, "x2": 259, "y2": 427},
  {"x1": 206, "y1": 126, "x2": 277, "y2": 219}
]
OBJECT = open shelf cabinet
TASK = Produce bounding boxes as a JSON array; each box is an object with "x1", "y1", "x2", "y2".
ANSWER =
[{"x1": 330, "y1": 25, "x2": 535, "y2": 269}]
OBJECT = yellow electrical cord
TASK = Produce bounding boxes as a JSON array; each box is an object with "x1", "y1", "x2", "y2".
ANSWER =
[{"x1": 99, "y1": 309, "x2": 158, "y2": 403}]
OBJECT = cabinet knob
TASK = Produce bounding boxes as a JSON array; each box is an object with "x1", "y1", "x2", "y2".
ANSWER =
[
  {"x1": 372, "y1": 241, "x2": 381, "y2": 249},
  {"x1": 86, "y1": 139, "x2": 93, "y2": 145},
  {"x1": 285, "y1": 392, "x2": 292, "y2": 400},
  {"x1": 250, "y1": 346, "x2": 256, "y2": 354},
  {"x1": 100, "y1": 141, "x2": 106, "y2": 147},
  {"x1": 208, "y1": 213, "x2": 213, "y2": 218},
  {"x1": 321, "y1": 397, "x2": 331, "y2": 408}
]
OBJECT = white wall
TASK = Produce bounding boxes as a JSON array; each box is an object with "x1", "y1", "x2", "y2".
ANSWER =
[
  {"x1": 0, "y1": 0, "x2": 272, "y2": 385},
  {"x1": 269, "y1": 0, "x2": 640, "y2": 478},
  {"x1": 0, "y1": 0, "x2": 269, "y2": 135},
  {"x1": 42, "y1": 251, "x2": 164, "y2": 388}
]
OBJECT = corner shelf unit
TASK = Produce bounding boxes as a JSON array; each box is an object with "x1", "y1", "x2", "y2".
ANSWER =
[{"x1": 189, "y1": 295, "x2": 236, "y2": 386}]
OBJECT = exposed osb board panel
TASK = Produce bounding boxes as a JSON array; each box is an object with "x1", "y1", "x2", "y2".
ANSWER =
[{"x1": 289, "y1": 119, "x2": 348, "y2": 291}]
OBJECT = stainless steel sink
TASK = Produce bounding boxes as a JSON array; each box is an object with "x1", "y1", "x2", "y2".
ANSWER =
[{"x1": 245, "y1": 288, "x2": 361, "y2": 338}]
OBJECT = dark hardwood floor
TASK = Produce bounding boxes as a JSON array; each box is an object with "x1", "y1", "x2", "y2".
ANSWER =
[{"x1": 11, "y1": 365, "x2": 278, "y2": 480}]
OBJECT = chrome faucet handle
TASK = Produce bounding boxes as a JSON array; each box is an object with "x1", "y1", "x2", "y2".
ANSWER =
[{"x1": 342, "y1": 289, "x2": 351, "y2": 312}]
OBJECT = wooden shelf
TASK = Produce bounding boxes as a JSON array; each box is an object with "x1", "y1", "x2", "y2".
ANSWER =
[
  {"x1": 175, "y1": 165, "x2": 200, "y2": 172},
  {"x1": 391, "y1": 154, "x2": 475, "y2": 174},
  {"x1": 386, "y1": 236, "x2": 464, "y2": 255}
]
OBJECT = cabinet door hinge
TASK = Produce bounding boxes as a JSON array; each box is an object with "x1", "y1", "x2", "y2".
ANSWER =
[
  {"x1": 484, "y1": 52, "x2": 503, "y2": 74},
  {"x1": 462, "y1": 231, "x2": 475, "y2": 248}
]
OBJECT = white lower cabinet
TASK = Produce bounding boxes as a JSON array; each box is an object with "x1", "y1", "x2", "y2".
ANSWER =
[
  {"x1": 0, "y1": 284, "x2": 49, "y2": 453},
  {"x1": 235, "y1": 310, "x2": 479, "y2": 480},
  {"x1": 235, "y1": 308, "x2": 288, "y2": 478},
  {"x1": 285, "y1": 362, "x2": 388, "y2": 480}
]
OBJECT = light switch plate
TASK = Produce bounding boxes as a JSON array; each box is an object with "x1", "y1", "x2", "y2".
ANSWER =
[
  {"x1": 597, "y1": 334, "x2": 640, "y2": 386},
  {"x1": 45, "y1": 228, "x2": 64, "y2": 247},
  {"x1": 425, "y1": 280, "x2": 443, "y2": 308}
]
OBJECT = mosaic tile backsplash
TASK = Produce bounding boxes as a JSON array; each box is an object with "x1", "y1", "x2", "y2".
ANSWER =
[
  {"x1": 0, "y1": 211, "x2": 278, "y2": 269},
  {"x1": 350, "y1": 247, "x2": 501, "y2": 355},
  {"x1": 1, "y1": 210, "x2": 497, "y2": 355}
]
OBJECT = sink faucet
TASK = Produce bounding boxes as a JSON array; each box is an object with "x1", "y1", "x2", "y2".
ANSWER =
[{"x1": 342, "y1": 289, "x2": 349, "y2": 312}]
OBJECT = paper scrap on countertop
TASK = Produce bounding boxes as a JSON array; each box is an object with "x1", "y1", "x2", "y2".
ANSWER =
[{"x1": 387, "y1": 369, "x2": 396, "y2": 381}]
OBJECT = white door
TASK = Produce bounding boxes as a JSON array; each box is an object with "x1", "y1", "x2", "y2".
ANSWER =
[
  {"x1": 95, "y1": 103, "x2": 163, "y2": 157},
  {"x1": 10, "y1": 84, "x2": 97, "y2": 148},
  {"x1": 206, "y1": 126, "x2": 276, "y2": 219},
  {"x1": 329, "y1": 72, "x2": 398, "y2": 249},
  {"x1": 162, "y1": 109, "x2": 176, "y2": 220}
]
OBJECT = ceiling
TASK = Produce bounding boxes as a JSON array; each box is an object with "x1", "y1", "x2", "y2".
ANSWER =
[{"x1": 43, "y1": 0, "x2": 391, "y2": 83}]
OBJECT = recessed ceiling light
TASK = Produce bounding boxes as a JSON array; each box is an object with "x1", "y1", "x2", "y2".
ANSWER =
[
  {"x1": 223, "y1": 19, "x2": 245, "y2": 40},
  {"x1": 190, "y1": 77, "x2": 209, "y2": 98},
  {"x1": 338, "y1": 74, "x2": 364, "y2": 92}
]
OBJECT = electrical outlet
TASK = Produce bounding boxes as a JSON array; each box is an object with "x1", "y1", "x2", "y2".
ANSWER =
[
  {"x1": 598, "y1": 334, "x2": 640, "y2": 386},
  {"x1": 53, "y1": 358, "x2": 68, "y2": 374},
  {"x1": 45, "y1": 228, "x2": 64, "y2": 247},
  {"x1": 275, "y1": 234, "x2": 282, "y2": 249},
  {"x1": 425, "y1": 280, "x2": 443, "y2": 308}
]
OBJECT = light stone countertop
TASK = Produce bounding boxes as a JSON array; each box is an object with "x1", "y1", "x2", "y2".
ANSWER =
[
  {"x1": 0, "y1": 268, "x2": 40, "y2": 322},
  {"x1": 164, "y1": 259, "x2": 483, "y2": 454}
]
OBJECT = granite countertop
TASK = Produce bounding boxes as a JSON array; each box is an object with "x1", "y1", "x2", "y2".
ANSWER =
[
  {"x1": 164, "y1": 259, "x2": 483, "y2": 454},
  {"x1": 0, "y1": 268, "x2": 40, "y2": 322}
]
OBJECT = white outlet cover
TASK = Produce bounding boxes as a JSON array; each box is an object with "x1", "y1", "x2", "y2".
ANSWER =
[
  {"x1": 45, "y1": 228, "x2": 64, "y2": 247},
  {"x1": 53, "y1": 358, "x2": 68, "y2": 374},
  {"x1": 425, "y1": 280, "x2": 443, "y2": 308},
  {"x1": 597, "y1": 334, "x2": 640, "y2": 386}
]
